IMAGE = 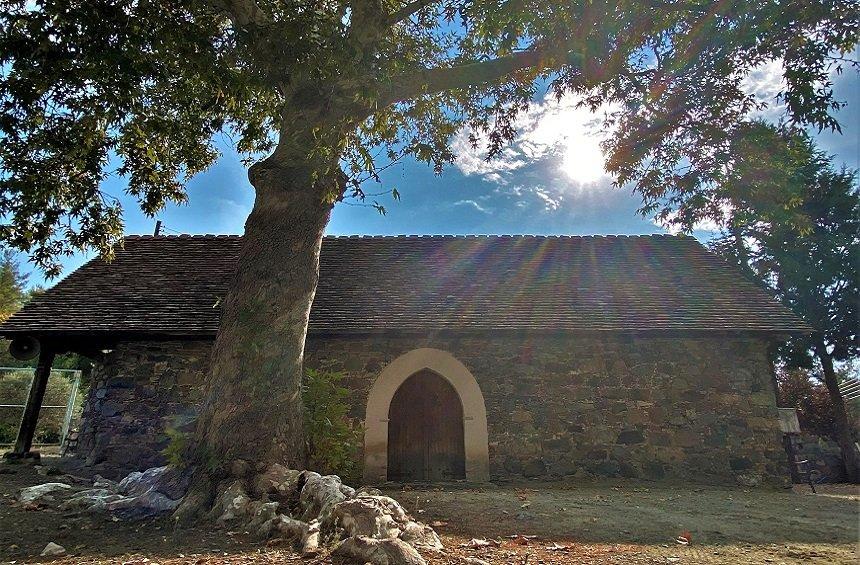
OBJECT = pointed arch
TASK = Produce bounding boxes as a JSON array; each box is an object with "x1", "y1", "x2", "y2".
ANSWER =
[{"x1": 363, "y1": 348, "x2": 490, "y2": 482}]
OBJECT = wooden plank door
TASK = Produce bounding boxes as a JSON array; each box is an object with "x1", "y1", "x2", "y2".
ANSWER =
[{"x1": 388, "y1": 370, "x2": 466, "y2": 482}]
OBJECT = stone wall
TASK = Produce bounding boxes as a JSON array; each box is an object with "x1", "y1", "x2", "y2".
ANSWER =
[
  {"x1": 307, "y1": 334, "x2": 786, "y2": 486},
  {"x1": 74, "y1": 341, "x2": 210, "y2": 478},
  {"x1": 74, "y1": 333, "x2": 787, "y2": 484}
]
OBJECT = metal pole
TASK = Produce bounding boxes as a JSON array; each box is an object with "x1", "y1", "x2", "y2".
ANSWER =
[{"x1": 60, "y1": 370, "x2": 81, "y2": 446}]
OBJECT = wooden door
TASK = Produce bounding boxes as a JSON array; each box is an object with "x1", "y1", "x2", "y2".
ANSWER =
[{"x1": 388, "y1": 370, "x2": 466, "y2": 482}]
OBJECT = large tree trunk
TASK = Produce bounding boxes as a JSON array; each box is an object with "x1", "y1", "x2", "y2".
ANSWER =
[
  {"x1": 817, "y1": 343, "x2": 860, "y2": 483},
  {"x1": 177, "y1": 153, "x2": 340, "y2": 517}
]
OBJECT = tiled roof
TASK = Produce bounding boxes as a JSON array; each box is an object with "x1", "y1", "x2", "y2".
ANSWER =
[{"x1": 0, "y1": 234, "x2": 809, "y2": 337}]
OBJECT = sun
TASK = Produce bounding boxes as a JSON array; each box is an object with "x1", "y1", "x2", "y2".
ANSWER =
[{"x1": 559, "y1": 131, "x2": 607, "y2": 186}]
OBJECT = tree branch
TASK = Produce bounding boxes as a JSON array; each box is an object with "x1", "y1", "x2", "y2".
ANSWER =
[
  {"x1": 387, "y1": 0, "x2": 436, "y2": 25},
  {"x1": 381, "y1": 46, "x2": 576, "y2": 105},
  {"x1": 210, "y1": 0, "x2": 271, "y2": 27},
  {"x1": 348, "y1": 0, "x2": 389, "y2": 50}
]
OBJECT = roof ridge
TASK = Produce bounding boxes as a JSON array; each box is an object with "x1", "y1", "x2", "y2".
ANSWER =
[
  {"x1": 125, "y1": 234, "x2": 242, "y2": 239},
  {"x1": 124, "y1": 233, "x2": 687, "y2": 240}
]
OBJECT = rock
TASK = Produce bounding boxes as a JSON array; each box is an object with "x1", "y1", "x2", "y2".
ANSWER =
[
  {"x1": 49, "y1": 465, "x2": 189, "y2": 519},
  {"x1": 260, "y1": 514, "x2": 309, "y2": 543},
  {"x1": 299, "y1": 472, "x2": 355, "y2": 523},
  {"x1": 460, "y1": 559, "x2": 490, "y2": 565},
  {"x1": 246, "y1": 501, "x2": 281, "y2": 534},
  {"x1": 59, "y1": 489, "x2": 126, "y2": 512},
  {"x1": 104, "y1": 489, "x2": 181, "y2": 518},
  {"x1": 399, "y1": 520, "x2": 444, "y2": 551},
  {"x1": 332, "y1": 536, "x2": 426, "y2": 565},
  {"x1": 35, "y1": 465, "x2": 62, "y2": 476},
  {"x1": 92, "y1": 475, "x2": 119, "y2": 491},
  {"x1": 17, "y1": 483, "x2": 72, "y2": 505},
  {"x1": 356, "y1": 486, "x2": 383, "y2": 496},
  {"x1": 210, "y1": 480, "x2": 252, "y2": 524},
  {"x1": 117, "y1": 465, "x2": 188, "y2": 500},
  {"x1": 327, "y1": 494, "x2": 442, "y2": 552},
  {"x1": 252, "y1": 464, "x2": 302, "y2": 500},
  {"x1": 40, "y1": 542, "x2": 66, "y2": 557},
  {"x1": 302, "y1": 519, "x2": 321, "y2": 556},
  {"x1": 328, "y1": 495, "x2": 406, "y2": 539}
]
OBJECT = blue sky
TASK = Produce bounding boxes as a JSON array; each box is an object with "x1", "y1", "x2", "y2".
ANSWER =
[{"x1": 20, "y1": 64, "x2": 859, "y2": 287}]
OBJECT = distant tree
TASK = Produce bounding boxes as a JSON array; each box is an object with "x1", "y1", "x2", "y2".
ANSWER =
[
  {"x1": 776, "y1": 367, "x2": 855, "y2": 440},
  {"x1": 0, "y1": 1, "x2": 857, "y2": 513},
  {"x1": 705, "y1": 124, "x2": 860, "y2": 481},
  {"x1": 0, "y1": 249, "x2": 27, "y2": 322}
]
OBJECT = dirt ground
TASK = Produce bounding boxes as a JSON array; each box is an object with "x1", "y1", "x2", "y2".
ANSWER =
[{"x1": 0, "y1": 459, "x2": 857, "y2": 564}]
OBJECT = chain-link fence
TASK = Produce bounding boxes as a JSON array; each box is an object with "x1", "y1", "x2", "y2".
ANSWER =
[{"x1": 0, "y1": 367, "x2": 83, "y2": 447}]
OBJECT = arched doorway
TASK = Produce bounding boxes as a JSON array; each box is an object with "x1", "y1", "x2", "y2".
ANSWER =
[
  {"x1": 363, "y1": 348, "x2": 489, "y2": 483},
  {"x1": 387, "y1": 370, "x2": 466, "y2": 482}
]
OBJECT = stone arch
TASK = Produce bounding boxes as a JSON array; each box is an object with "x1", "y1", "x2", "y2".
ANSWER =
[{"x1": 363, "y1": 348, "x2": 490, "y2": 483}]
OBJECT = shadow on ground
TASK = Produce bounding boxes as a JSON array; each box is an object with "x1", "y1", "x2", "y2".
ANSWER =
[
  {"x1": 1, "y1": 460, "x2": 857, "y2": 564},
  {"x1": 380, "y1": 479, "x2": 859, "y2": 546}
]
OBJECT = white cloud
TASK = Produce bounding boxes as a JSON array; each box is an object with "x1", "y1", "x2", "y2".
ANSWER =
[
  {"x1": 451, "y1": 93, "x2": 615, "y2": 197},
  {"x1": 452, "y1": 199, "x2": 491, "y2": 214},
  {"x1": 741, "y1": 59, "x2": 787, "y2": 122},
  {"x1": 532, "y1": 186, "x2": 563, "y2": 211}
]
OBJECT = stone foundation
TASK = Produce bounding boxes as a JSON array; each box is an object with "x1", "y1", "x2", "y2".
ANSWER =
[{"x1": 74, "y1": 333, "x2": 787, "y2": 484}]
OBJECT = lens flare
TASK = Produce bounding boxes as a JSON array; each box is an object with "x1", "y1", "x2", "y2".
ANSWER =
[{"x1": 559, "y1": 131, "x2": 607, "y2": 186}]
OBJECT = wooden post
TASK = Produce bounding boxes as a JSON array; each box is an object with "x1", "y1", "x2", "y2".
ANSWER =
[{"x1": 7, "y1": 348, "x2": 55, "y2": 459}]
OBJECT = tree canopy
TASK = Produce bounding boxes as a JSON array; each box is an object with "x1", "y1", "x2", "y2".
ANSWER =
[
  {"x1": 0, "y1": 0, "x2": 857, "y2": 274},
  {"x1": 708, "y1": 123, "x2": 858, "y2": 367}
]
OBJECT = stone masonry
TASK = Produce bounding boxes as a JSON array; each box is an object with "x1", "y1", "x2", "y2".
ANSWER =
[
  {"x1": 74, "y1": 334, "x2": 788, "y2": 484},
  {"x1": 75, "y1": 341, "x2": 211, "y2": 477}
]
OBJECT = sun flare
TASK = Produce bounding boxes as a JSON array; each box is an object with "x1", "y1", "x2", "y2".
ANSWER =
[{"x1": 560, "y1": 133, "x2": 607, "y2": 185}]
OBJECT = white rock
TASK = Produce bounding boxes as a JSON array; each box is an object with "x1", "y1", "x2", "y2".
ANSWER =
[
  {"x1": 399, "y1": 520, "x2": 444, "y2": 552},
  {"x1": 17, "y1": 483, "x2": 72, "y2": 505},
  {"x1": 331, "y1": 535, "x2": 426, "y2": 565},
  {"x1": 117, "y1": 465, "x2": 187, "y2": 499},
  {"x1": 273, "y1": 515, "x2": 310, "y2": 541},
  {"x1": 40, "y1": 542, "x2": 66, "y2": 557},
  {"x1": 59, "y1": 489, "x2": 125, "y2": 512},
  {"x1": 104, "y1": 489, "x2": 181, "y2": 516},
  {"x1": 326, "y1": 494, "x2": 442, "y2": 553},
  {"x1": 328, "y1": 495, "x2": 405, "y2": 540},
  {"x1": 299, "y1": 472, "x2": 355, "y2": 523},
  {"x1": 302, "y1": 519, "x2": 321, "y2": 556}
]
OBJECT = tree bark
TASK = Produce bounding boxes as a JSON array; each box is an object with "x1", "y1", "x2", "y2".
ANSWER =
[
  {"x1": 178, "y1": 153, "x2": 339, "y2": 514},
  {"x1": 816, "y1": 342, "x2": 860, "y2": 483}
]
